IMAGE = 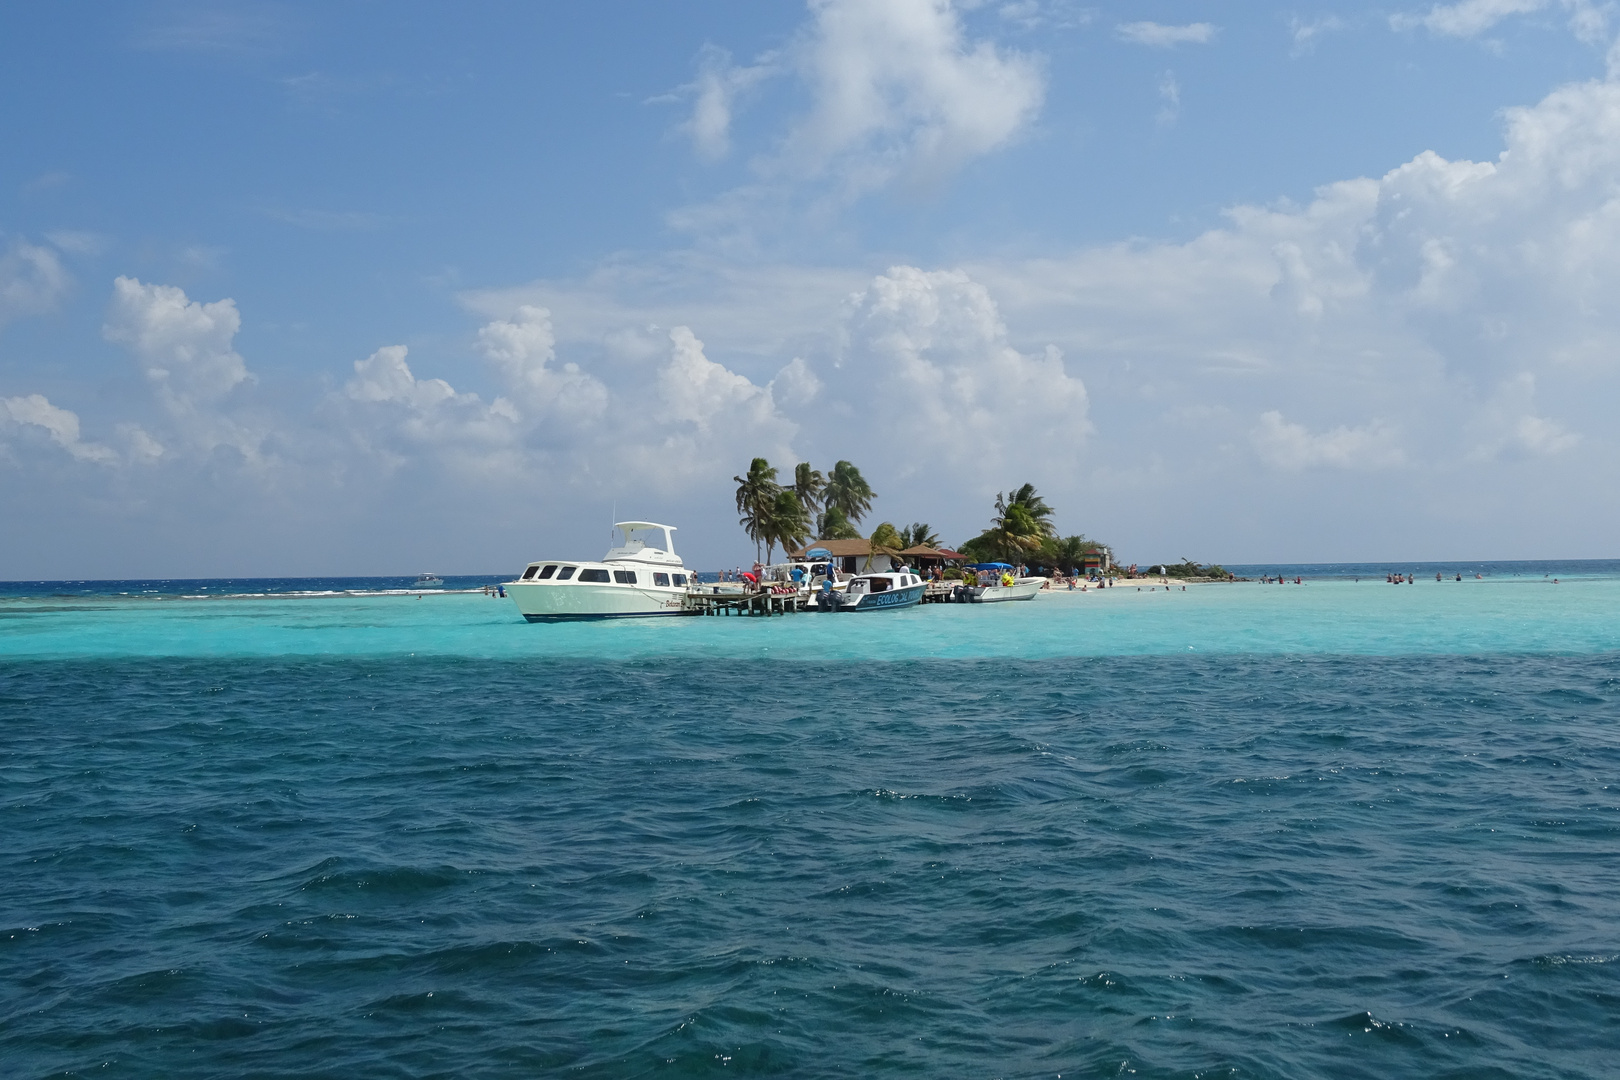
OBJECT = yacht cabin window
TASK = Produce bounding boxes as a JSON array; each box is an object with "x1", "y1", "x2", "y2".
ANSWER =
[
  {"x1": 520, "y1": 566, "x2": 538, "y2": 580},
  {"x1": 672, "y1": 574, "x2": 688, "y2": 586},
  {"x1": 653, "y1": 573, "x2": 671, "y2": 587},
  {"x1": 556, "y1": 566, "x2": 576, "y2": 580},
  {"x1": 578, "y1": 568, "x2": 610, "y2": 583},
  {"x1": 613, "y1": 570, "x2": 637, "y2": 584},
  {"x1": 537, "y1": 565, "x2": 558, "y2": 579}
]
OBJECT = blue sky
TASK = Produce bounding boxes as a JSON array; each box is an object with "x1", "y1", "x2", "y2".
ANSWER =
[{"x1": 3, "y1": 0, "x2": 1619, "y2": 576}]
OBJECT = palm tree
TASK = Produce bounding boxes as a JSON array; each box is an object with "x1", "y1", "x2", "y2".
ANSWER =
[
  {"x1": 764, "y1": 489, "x2": 811, "y2": 564},
  {"x1": 995, "y1": 483, "x2": 1056, "y2": 541},
  {"x1": 992, "y1": 504, "x2": 1046, "y2": 559},
  {"x1": 733, "y1": 457, "x2": 780, "y2": 562},
  {"x1": 897, "y1": 522, "x2": 941, "y2": 550},
  {"x1": 816, "y1": 506, "x2": 862, "y2": 540},
  {"x1": 959, "y1": 485, "x2": 1057, "y2": 563},
  {"x1": 867, "y1": 522, "x2": 902, "y2": 569},
  {"x1": 1048, "y1": 535, "x2": 1091, "y2": 574},
  {"x1": 793, "y1": 463, "x2": 825, "y2": 519},
  {"x1": 824, "y1": 460, "x2": 876, "y2": 526}
]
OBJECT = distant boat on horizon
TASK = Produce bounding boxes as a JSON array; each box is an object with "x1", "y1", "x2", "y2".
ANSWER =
[{"x1": 413, "y1": 573, "x2": 444, "y2": 589}]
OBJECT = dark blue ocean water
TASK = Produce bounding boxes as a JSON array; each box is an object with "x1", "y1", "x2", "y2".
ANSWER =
[{"x1": 4, "y1": 654, "x2": 1618, "y2": 1078}]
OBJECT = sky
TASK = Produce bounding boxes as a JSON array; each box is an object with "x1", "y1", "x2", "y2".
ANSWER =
[{"x1": 3, "y1": 0, "x2": 1620, "y2": 577}]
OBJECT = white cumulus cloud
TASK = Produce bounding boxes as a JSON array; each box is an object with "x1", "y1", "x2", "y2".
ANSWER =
[
  {"x1": 637, "y1": 326, "x2": 798, "y2": 483},
  {"x1": 104, "y1": 277, "x2": 252, "y2": 406},
  {"x1": 476, "y1": 305, "x2": 608, "y2": 423},
  {"x1": 787, "y1": 0, "x2": 1045, "y2": 187},
  {"x1": 341, "y1": 344, "x2": 524, "y2": 480},
  {"x1": 668, "y1": 0, "x2": 1045, "y2": 233},
  {"x1": 347, "y1": 345, "x2": 463, "y2": 410},
  {"x1": 831, "y1": 266, "x2": 1090, "y2": 480},
  {"x1": 0, "y1": 394, "x2": 119, "y2": 465},
  {"x1": 101, "y1": 277, "x2": 265, "y2": 462}
]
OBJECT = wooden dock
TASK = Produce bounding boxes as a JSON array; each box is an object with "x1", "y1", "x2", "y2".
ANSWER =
[{"x1": 684, "y1": 589, "x2": 810, "y2": 616}]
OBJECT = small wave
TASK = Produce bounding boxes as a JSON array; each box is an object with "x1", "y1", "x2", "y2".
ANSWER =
[
  {"x1": 1529, "y1": 952, "x2": 1620, "y2": 966},
  {"x1": 297, "y1": 863, "x2": 471, "y2": 895},
  {"x1": 1325, "y1": 1011, "x2": 1424, "y2": 1045}
]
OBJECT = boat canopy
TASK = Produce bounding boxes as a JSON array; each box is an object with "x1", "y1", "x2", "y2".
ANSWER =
[
  {"x1": 805, "y1": 547, "x2": 833, "y2": 558},
  {"x1": 614, "y1": 522, "x2": 675, "y2": 545},
  {"x1": 966, "y1": 562, "x2": 1014, "y2": 570},
  {"x1": 605, "y1": 521, "x2": 679, "y2": 563}
]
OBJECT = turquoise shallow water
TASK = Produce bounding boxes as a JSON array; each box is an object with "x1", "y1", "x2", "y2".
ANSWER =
[
  {"x1": 3, "y1": 570, "x2": 1619, "y2": 1078},
  {"x1": 1, "y1": 574, "x2": 1617, "y2": 660}
]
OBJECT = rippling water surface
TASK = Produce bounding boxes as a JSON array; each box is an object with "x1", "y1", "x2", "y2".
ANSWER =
[{"x1": 3, "y1": 572, "x2": 1619, "y2": 1077}]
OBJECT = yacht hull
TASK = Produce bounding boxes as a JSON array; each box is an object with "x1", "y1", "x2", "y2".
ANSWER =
[{"x1": 507, "y1": 581, "x2": 690, "y2": 621}]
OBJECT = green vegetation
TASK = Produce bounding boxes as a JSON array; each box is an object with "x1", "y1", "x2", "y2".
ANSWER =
[
  {"x1": 816, "y1": 506, "x2": 862, "y2": 540},
  {"x1": 732, "y1": 457, "x2": 813, "y2": 563},
  {"x1": 824, "y1": 461, "x2": 876, "y2": 526},
  {"x1": 793, "y1": 464, "x2": 825, "y2": 520},
  {"x1": 736, "y1": 457, "x2": 874, "y2": 559},
  {"x1": 734, "y1": 463, "x2": 1133, "y2": 576},
  {"x1": 897, "y1": 522, "x2": 941, "y2": 550},
  {"x1": 867, "y1": 522, "x2": 902, "y2": 556},
  {"x1": 956, "y1": 483, "x2": 1111, "y2": 573},
  {"x1": 766, "y1": 490, "x2": 811, "y2": 564},
  {"x1": 733, "y1": 457, "x2": 779, "y2": 563},
  {"x1": 960, "y1": 484, "x2": 1059, "y2": 562}
]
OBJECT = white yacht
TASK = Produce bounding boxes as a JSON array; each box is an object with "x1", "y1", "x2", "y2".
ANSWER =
[
  {"x1": 413, "y1": 573, "x2": 444, "y2": 589},
  {"x1": 505, "y1": 522, "x2": 695, "y2": 621}
]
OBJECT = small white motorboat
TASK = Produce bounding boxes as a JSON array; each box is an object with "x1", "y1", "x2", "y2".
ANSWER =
[
  {"x1": 413, "y1": 573, "x2": 445, "y2": 588},
  {"x1": 948, "y1": 562, "x2": 1046, "y2": 603}
]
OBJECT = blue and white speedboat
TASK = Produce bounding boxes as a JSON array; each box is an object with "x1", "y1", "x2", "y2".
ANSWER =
[{"x1": 815, "y1": 570, "x2": 926, "y2": 612}]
